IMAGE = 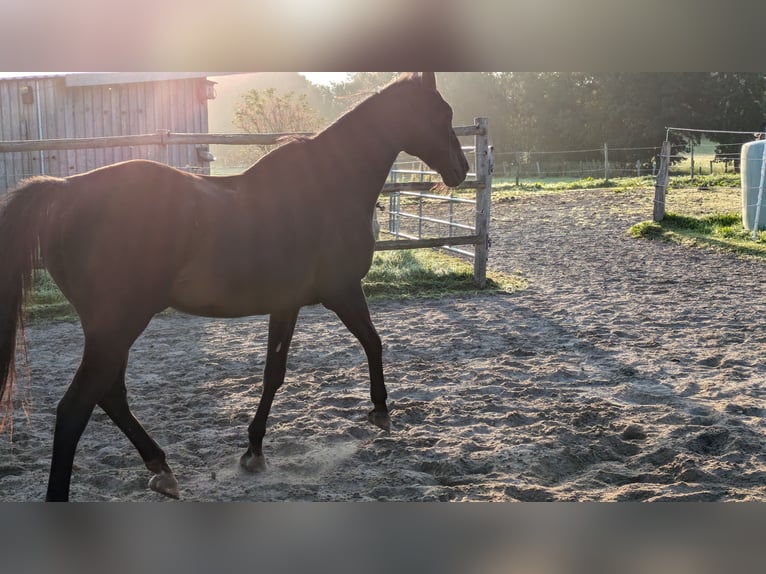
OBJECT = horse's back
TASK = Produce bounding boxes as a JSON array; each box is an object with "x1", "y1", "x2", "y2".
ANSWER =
[
  {"x1": 41, "y1": 156, "x2": 378, "y2": 321},
  {"x1": 43, "y1": 160, "x2": 207, "y2": 323}
]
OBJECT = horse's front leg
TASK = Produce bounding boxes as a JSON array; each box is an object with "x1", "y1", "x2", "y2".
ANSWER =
[
  {"x1": 323, "y1": 283, "x2": 390, "y2": 431},
  {"x1": 240, "y1": 307, "x2": 300, "y2": 472}
]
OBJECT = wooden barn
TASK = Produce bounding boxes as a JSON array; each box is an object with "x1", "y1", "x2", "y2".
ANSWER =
[{"x1": 0, "y1": 72, "x2": 218, "y2": 193}]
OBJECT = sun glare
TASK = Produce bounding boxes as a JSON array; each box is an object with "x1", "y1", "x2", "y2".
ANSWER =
[{"x1": 299, "y1": 72, "x2": 350, "y2": 86}]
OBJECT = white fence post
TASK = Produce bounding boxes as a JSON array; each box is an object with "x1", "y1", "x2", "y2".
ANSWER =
[{"x1": 473, "y1": 117, "x2": 491, "y2": 288}]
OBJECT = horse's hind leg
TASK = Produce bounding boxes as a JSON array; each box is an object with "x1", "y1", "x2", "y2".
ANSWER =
[
  {"x1": 240, "y1": 308, "x2": 299, "y2": 473},
  {"x1": 323, "y1": 283, "x2": 390, "y2": 431},
  {"x1": 98, "y1": 363, "x2": 179, "y2": 499},
  {"x1": 46, "y1": 338, "x2": 132, "y2": 501}
]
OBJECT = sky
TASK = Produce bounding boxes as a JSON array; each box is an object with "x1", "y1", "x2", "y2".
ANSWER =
[{"x1": 299, "y1": 72, "x2": 350, "y2": 86}]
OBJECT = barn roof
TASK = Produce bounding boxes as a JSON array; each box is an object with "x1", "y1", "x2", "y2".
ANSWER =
[
  {"x1": 0, "y1": 73, "x2": 226, "y2": 85},
  {"x1": 0, "y1": 73, "x2": 68, "y2": 81}
]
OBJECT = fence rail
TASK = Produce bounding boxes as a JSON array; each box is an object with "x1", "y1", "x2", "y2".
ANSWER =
[
  {"x1": 0, "y1": 125, "x2": 485, "y2": 154},
  {"x1": 0, "y1": 120, "x2": 492, "y2": 286}
]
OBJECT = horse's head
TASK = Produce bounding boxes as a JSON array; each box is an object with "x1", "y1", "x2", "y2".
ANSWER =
[{"x1": 393, "y1": 72, "x2": 469, "y2": 188}]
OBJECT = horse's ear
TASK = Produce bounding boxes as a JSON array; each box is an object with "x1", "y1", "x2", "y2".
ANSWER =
[{"x1": 421, "y1": 72, "x2": 436, "y2": 92}]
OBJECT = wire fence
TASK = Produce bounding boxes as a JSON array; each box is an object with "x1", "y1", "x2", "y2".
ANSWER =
[
  {"x1": 492, "y1": 144, "x2": 663, "y2": 181},
  {"x1": 490, "y1": 136, "x2": 761, "y2": 182}
]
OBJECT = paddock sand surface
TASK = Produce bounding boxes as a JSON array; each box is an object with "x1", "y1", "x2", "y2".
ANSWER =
[{"x1": 2, "y1": 187, "x2": 766, "y2": 501}]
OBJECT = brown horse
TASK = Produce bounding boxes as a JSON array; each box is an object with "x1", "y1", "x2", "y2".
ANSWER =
[{"x1": 0, "y1": 72, "x2": 468, "y2": 501}]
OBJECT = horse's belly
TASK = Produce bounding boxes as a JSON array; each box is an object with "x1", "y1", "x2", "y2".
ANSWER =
[{"x1": 168, "y1": 269, "x2": 317, "y2": 318}]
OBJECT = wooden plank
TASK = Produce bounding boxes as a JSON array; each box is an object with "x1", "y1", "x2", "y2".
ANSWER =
[
  {"x1": 0, "y1": 134, "x2": 300, "y2": 154},
  {"x1": 84, "y1": 86, "x2": 98, "y2": 171},
  {"x1": 382, "y1": 179, "x2": 485, "y2": 192},
  {"x1": 454, "y1": 124, "x2": 484, "y2": 137},
  {"x1": 473, "y1": 117, "x2": 491, "y2": 288},
  {"x1": 42, "y1": 79, "x2": 54, "y2": 173},
  {"x1": 0, "y1": 125, "x2": 486, "y2": 156},
  {"x1": 92, "y1": 86, "x2": 105, "y2": 168},
  {"x1": 0, "y1": 140, "x2": 5, "y2": 192},
  {"x1": 24, "y1": 81, "x2": 41, "y2": 178},
  {"x1": 0, "y1": 82, "x2": 5, "y2": 190},
  {"x1": 110, "y1": 85, "x2": 122, "y2": 163},
  {"x1": 186, "y1": 79, "x2": 201, "y2": 170},
  {"x1": 7, "y1": 80, "x2": 22, "y2": 186},
  {"x1": 45, "y1": 78, "x2": 64, "y2": 176},
  {"x1": 136, "y1": 81, "x2": 148, "y2": 161},
  {"x1": 72, "y1": 86, "x2": 86, "y2": 173},
  {"x1": 101, "y1": 86, "x2": 114, "y2": 165},
  {"x1": 120, "y1": 84, "x2": 131, "y2": 160},
  {"x1": 0, "y1": 80, "x2": 11, "y2": 190},
  {"x1": 64, "y1": 72, "x2": 213, "y2": 87},
  {"x1": 178, "y1": 80, "x2": 190, "y2": 168},
  {"x1": 375, "y1": 235, "x2": 480, "y2": 251},
  {"x1": 653, "y1": 140, "x2": 671, "y2": 222},
  {"x1": 167, "y1": 79, "x2": 183, "y2": 167},
  {"x1": 17, "y1": 80, "x2": 35, "y2": 182},
  {"x1": 143, "y1": 81, "x2": 157, "y2": 161},
  {"x1": 128, "y1": 82, "x2": 143, "y2": 159},
  {"x1": 189, "y1": 80, "x2": 200, "y2": 171},
  {"x1": 63, "y1": 82, "x2": 77, "y2": 175},
  {"x1": 199, "y1": 78, "x2": 211, "y2": 175},
  {"x1": 168, "y1": 132, "x2": 311, "y2": 145}
]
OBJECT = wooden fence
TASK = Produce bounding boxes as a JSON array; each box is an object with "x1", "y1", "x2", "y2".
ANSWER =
[
  {"x1": 0, "y1": 118, "x2": 492, "y2": 286},
  {"x1": 653, "y1": 140, "x2": 671, "y2": 222}
]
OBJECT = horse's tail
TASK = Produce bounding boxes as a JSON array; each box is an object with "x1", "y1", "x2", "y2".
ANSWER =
[{"x1": 0, "y1": 176, "x2": 64, "y2": 432}]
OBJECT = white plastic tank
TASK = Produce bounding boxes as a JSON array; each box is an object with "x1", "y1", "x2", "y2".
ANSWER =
[{"x1": 741, "y1": 139, "x2": 766, "y2": 231}]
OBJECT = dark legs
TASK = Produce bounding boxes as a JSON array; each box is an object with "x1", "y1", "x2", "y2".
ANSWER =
[
  {"x1": 240, "y1": 308, "x2": 300, "y2": 472},
  {"x1": 46, "y1": 320, "x2": 171, "y2": 501},
  {"x1": 324, "y1": 283, "x2": 390, "y2": 431},
  {"x1": 46, "y1": 338, "x2": 127, "y2": 501},
  {"x1": 98, "y1": 363, "x2": 178, "y2": 498},
  {"x1": 239, "y1": 286, "x2": 389, "y2": 474}
]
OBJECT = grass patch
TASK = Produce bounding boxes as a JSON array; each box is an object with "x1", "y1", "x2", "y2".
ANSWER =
[
  {"x1": 492, "y1": 172, "x2": 740, "y2": 198},
  {"x1": 363, "y1": 249, "x2": 525, "y2": 300},
  {"x1": 493, "y1": 175, "x2": 656, "y2": 196},
  {"x1": 629, "y1": 211, "x2": 766, "y2": 258},
  {"x1": 667, "y1": 173, "x2": 741, "y2": 189},
  {"x1": 627, "y1": 220, "x2": 664, "y2": 239},
  {"x1": 27, "y1": 270, "x2": 76, "y2": 323}
]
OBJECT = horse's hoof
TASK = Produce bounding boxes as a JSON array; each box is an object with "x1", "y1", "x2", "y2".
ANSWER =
[
  {"x1": 149, "y1": 470, "x2": 179, "y2": 499},
  {"x1": 368, "y1": 409, "x2": 391, "y2": 432},
  {"x1": 240, "y1": 451, "x2": 267, "y2": 473}
]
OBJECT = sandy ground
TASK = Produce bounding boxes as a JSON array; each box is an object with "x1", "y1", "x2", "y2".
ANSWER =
[{"x1": 2, "y1": 187, "x2": 766, "y2": 501}]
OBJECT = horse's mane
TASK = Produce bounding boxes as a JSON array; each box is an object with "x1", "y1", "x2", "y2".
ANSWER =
[
  {"x1": 331, "y1": 73, "x2": 419, "y2": 107},
  {"x1": 256, "y1": 73, "x2": 421, "y2": 162}
]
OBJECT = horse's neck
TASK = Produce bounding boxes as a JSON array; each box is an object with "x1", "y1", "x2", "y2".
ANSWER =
[{"x1": 313, "y1": 95, "x2": 401, "y2": 209}]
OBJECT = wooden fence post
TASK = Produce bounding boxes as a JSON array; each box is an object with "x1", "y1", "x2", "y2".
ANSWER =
[
  {"x1": 653, "y1": 140, "x2": 671, "y2": 222},
  {"x1": 157, "y1": 129, "x2": 169, "y2": 165},
  {"x1": 604, "y1": 142, "x2": 609, "y2": 183},
  {"x1": 473, "y1": 117, "x2": 491, "y2": 288}
]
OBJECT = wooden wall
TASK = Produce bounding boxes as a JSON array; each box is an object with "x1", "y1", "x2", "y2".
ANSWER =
[{"x1": 0, "y1": 75, "x2": 210, "y2": 192}]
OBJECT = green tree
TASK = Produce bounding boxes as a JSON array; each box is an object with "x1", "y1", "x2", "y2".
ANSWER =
[
  {"x1": 317, "y1": 73, "x2": 399, "y2": 119},
  {"x1": 436, "y1": 72, "x2": 513, "y2": 149},
  {"x1": 492, "y1": 72, "x2": 766, "y2": 171},
  {"x1": 699, "y1": 73, "x2": 766, "y2": 165},
  {"x1": 232, "y1": 88, "x2": 323, "y2": 164}
]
